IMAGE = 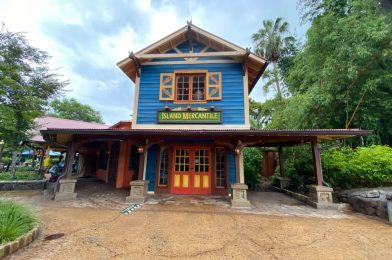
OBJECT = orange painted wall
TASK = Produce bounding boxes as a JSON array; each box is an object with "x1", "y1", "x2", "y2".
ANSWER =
[
  {"x1": 115, "y1": 142, "x2": 128, "y2": 188},
  {"x1": 115, "y1": 142, "x2": 135, "y2": 188}
]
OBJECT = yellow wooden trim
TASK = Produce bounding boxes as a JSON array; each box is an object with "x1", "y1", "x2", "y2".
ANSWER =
[
  {"x1": 173, "y1": 101, "x2": 207, "y2": 104},
  {"x1": 203, "y1": 175, "x2": 209, "y2": 188},
  {"x1": 159, "y1": 73, "x2": 175, "y2": 101},
  {"x1": 206, "y1": 72, "x2": 222, "y2": 100},
  {"x1": 174, "y1": 174, "x2": 180, "y2": 187},
  {"x1": 194, "y1": 175, "x2": 200, "y2": 188},
  {"x1": 183, "y1": 175, "x2": 189, "y2": 188}
]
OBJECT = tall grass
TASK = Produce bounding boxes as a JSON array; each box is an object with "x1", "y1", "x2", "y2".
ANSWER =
[{"x1": 0, "y1": 200, "x2": 38, "y2": 244}]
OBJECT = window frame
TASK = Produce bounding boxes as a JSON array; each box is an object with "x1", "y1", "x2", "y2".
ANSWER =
[
  {"x1": 214, "y1": 147, "x2": 227, "y2": 189},
  {"x1": 157, "y1": 146, "x2": 170, "y2": 187},
  {"x1": 174, "y1": 72, "x2": 207, "y2": 104}
]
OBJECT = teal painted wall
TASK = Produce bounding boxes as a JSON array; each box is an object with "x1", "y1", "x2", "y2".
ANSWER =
[{"x1": 145, "y1": 145, "x2": 158, "y2": 191}]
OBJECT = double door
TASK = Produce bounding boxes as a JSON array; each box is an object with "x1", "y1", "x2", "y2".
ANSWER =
[{"x1": 171, "y1": 147, "x2": 211, "y2": 195}]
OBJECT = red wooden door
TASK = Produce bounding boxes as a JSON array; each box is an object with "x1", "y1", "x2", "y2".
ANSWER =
[{"x1": 171, "y1": 147, "x2": 211, "y2": 195}]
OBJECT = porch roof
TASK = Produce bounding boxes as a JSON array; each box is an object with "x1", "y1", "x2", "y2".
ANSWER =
[{"x1": 41, "y1": 128, "x2": 372, "y2": 147}]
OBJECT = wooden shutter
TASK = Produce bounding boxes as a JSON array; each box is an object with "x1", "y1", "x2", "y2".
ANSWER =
[
  {"x1": 206, "y1": 72, "x2": 222, "y2": 100},
  {"x1": 159, "y1": 73, "x2": 175, "y2": 100}
]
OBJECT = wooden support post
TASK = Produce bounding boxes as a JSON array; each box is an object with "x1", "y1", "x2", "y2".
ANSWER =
[
  {"x1": 137, "y1": 149, "x2": 145, "y2": 180},
  {"x1": 278, "y1": 146, "x2": 285, "y2": 177},
  {"x1": 38, "y1": 149, "x2": 45, "y2": 177},
  {"x1": 64, "y1": 143, "x2": 76, "y2": 178},
  {"x1": 311, "y1": 141, "x2": 323, "y2": 186}
]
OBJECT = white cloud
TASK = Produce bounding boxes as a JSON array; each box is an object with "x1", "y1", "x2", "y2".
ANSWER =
[{"x1": 0, "y1": 0, "x2": 305, "y2": 123}]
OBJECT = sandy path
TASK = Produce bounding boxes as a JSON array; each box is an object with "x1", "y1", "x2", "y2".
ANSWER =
[{"x1": 5, "y1": 201, "x2": 392, "y2": 260}]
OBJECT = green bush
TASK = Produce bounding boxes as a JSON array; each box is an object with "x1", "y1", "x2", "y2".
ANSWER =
[
  {"x1": 0, "y1": 200, "x2": 38, "y2": 244},
  {"x1": 282, "y1": 146, "x2": 315, "y2": 191},
  {"x1": 322, "y1": 145, "x2": 392, "y2": 189},
  {"x1": 243, "y1": 147, "x2": 262, "y2": 189},
  {"x1": 0, "y1": 168, "x2": 40, "y2": 180}
]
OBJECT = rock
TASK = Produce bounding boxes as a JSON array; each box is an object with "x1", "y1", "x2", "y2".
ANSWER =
[
  {"x1": 360, "y1": 190, "x2": 380, "y2": 198},
  {"x1": 378, "y1": 200, "x2": 387, "y2": 209},
  {"x1": 364, "y1": 206, "x2": 376, "y2": 216},
  {"x1": 375, "y1": 208, "x2": 388, "y2": 219},
  {"x1": 339, "y1": 191, "x2": 348, "y2": 203},
  {"x1": 386, "y1": 193, "x2": 392, "y2": 200}
]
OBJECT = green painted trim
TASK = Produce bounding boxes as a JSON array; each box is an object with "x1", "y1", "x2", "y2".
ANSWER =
[{"x1": 158, "y1": 110, "x2": 222, "y2": 124}]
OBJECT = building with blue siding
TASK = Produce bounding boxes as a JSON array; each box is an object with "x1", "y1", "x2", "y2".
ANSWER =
[
  {"x1": 42, "y1": 23, "x2": 370, "y2": 206},
  {"x1": 115, "y1": 23, "x2": 268, "y2": 196}
]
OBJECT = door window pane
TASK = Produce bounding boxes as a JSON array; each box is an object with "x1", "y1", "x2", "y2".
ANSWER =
[
  {"x1": 215, "y1": 147, "x2": 226, "y2": 188},
  {"x1": 158, "y1": 147, "x2": 169, "y2": 186}
]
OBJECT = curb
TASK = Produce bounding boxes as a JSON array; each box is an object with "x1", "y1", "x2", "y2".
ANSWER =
[{"x1": 0, "y1": 225, "x2": 40, "y2": 259}]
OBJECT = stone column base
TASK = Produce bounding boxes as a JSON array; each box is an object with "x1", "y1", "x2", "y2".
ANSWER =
[
  {"x1": 387, "y1": 193, "x2": 392, "y2": 225},
  {"x1": 126, "y1": 180, "x2": 149, "y2": 203},
  {"x1": 54, "y1": 179, "x2": 77, "y2": 201},
  {"x1": 276, "y1": 177, "x2": 290, "y2": 189},
  {"x1": 231, "y1": 183, "x2": 251, "y2": 208},
  {"x1": 307, "y1": 185, "x2": 333, "y2": 204}
]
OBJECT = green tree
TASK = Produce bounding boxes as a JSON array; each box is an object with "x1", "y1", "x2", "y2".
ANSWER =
[
  {"x1": 0, "y1": 25, "x2": 66, "y2": 177},
  {"x1": 262, "y1": 0, "x2": 392, "y2": 145},
  {"x1": 47, "y1": 98, "x2": 104, "y2": 123},
  {"x1": 252, "y1": 17, "x2": 295, "y2": 99}
]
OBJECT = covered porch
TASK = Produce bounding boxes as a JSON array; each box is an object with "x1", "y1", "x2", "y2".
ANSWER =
[{"x1": 41, "y1": 128, "x2": 371, "y2": 208}]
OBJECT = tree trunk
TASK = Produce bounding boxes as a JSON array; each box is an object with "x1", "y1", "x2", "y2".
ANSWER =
[
  {"x1": 11, "y1": 150, "x2": 18, "y2": 179},
  {"x1": 272, "y1": 61, "x2": 282, "y2": 99},
  {"x1": 0, "y1": 141, "x2": 4, "y2": 163}
]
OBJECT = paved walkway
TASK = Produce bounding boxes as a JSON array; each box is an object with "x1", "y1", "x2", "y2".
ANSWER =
[{"x1": 3, "y1": 179, "x2": 348, "y2": 219}]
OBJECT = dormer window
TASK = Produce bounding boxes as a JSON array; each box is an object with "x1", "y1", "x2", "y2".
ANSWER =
[{"x1": 175, "y1": 74, "x2": 206, "y2": 102}]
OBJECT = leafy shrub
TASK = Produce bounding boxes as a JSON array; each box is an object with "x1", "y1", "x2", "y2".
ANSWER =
[
  {"x1": 243, "y1": 147, "x2": 262, "y2": 189},
  {"x1": 0, "y1": 168, "x2": 40, "y2": 180},
  {"x1": 0, "y1": 200, "x2": 38, "y2": 244},
  {"x1": 322, "y1": 145, "x2": 392, "y2": 189},
  {"x1": 281, "y1": 146, "x2": 315, "y2": 191}
]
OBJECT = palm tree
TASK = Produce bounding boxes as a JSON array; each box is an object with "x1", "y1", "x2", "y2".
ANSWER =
[{"x1": 252, "y1": 17, "x2": 295, "y2": 99}]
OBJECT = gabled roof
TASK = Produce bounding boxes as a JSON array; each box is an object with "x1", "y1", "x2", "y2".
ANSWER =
[{"x1": 117, "y1": 23, "x2": 268, "y2": 93}]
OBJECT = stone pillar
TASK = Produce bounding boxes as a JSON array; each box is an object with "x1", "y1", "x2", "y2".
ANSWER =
[
  {"x1": 126, "y1": 180, "x2": 149, "y2": 203},
  {"x1": 276, "y1": 177, "x2": 291, "y2": 189},
  {"x1": 54, "y1": 179, "x2": 77, "y2": 201},
  {"x1": 54, "y1": 143, "x2": 77, "y2": 201},
  {"x1": 307, "y1": 185, "x2": 333, "y2": 205},
  {"x1": 387, "y1": 193, "x2": 392, "y2": 225},
  {"x1": 231, "y1": 183, "x2": 251, "y2": 208},
  {"x1": 232, "y1": 144, "x2": 251, "y2": 208}
]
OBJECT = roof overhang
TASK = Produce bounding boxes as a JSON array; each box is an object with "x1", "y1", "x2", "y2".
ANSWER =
[
  {"x1": 117, "y1": 23, "x2": 268, "y2": 93},
  {"x1": 41, "y1": 128, "x2": 372, "y2": 147}
]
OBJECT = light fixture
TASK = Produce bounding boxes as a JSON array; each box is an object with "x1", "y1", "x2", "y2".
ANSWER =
[
  {"x1": 234, "y1": 147, "x2": 241, "y2": 155},
  {"x1": 138, "y1": 146, "x2": 144, "y2": 153},
  {"x1": 164, "y1": 105, "x2": 171, "y2": 111},
  {"x1": 209, "y1": 106, "x2": 215, "y2": 111}
]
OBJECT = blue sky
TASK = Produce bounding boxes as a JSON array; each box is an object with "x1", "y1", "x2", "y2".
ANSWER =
[{"x1": 0, "y1": 0, "x2": 308, "y2": 124}]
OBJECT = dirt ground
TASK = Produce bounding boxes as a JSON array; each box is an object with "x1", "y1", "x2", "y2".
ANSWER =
[{"x1": 2, "y1": 189, "x2": 392, "y2": 260}]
